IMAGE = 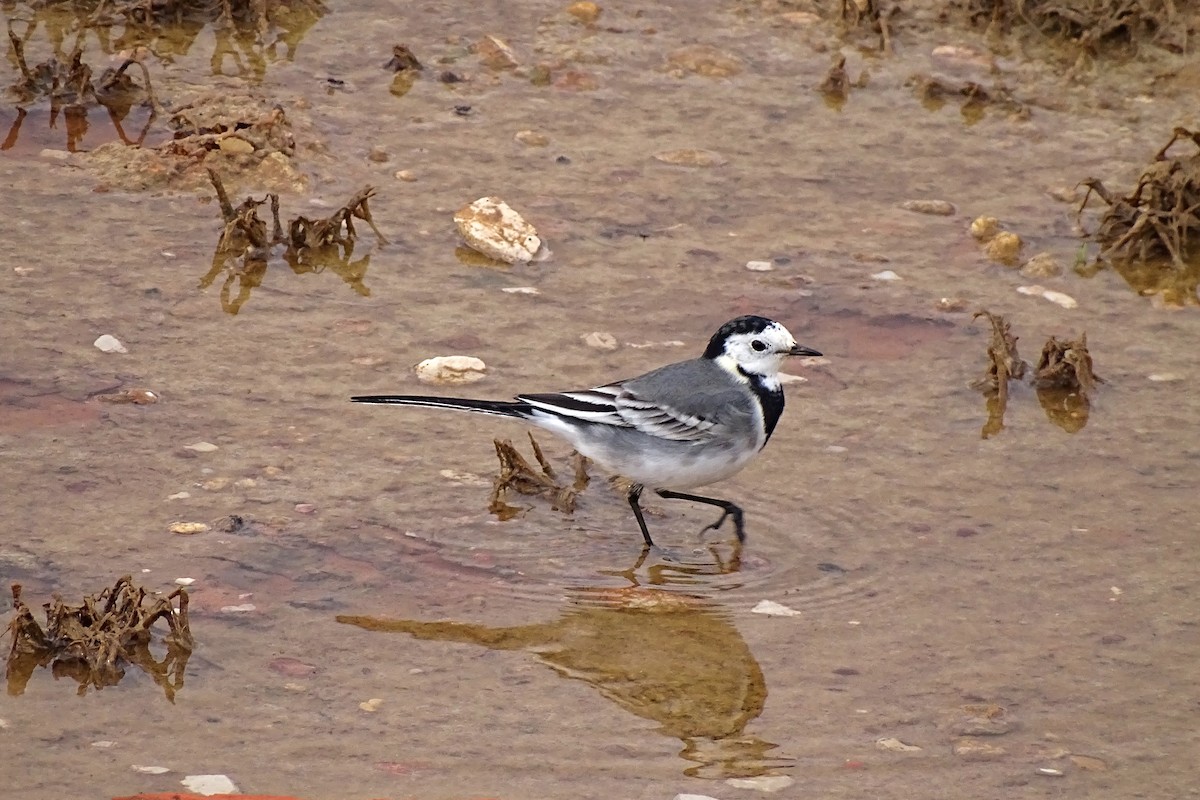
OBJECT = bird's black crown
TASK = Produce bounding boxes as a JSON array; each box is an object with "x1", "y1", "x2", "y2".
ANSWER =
[{"x1": 703, "y1": 315, "x2": 777, "y2": 359}]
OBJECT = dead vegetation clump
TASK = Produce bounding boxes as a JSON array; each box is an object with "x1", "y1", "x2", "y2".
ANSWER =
[
  {"x1": 960, "y1": 0, "x2": 1189, "y2": 58},
  {"x1": 972, "y1": 311, "x2": 1102, "y2": 436},
  {"x1": 5, "y1": 577, "x2": 193, "y2": 700},
  {"x1": 489, "y1": 434, "x2": 590, "y2": 521},
  {"x1": 200, "y1": 169, "x2": 385, "y2": 314},
  {"x1": 1083, "y1": 128, "x2": 1200, "y2": 266}
]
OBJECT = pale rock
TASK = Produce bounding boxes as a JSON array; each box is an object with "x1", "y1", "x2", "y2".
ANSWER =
[
  {"x1": 1020, "y1": 252, "x2": 1062, "y2": 278},
  {"x1": 168, "y1": 522, "x2": 209, "y2": 535},
  {"x1": 872, "y1": 269, "x2": 901, "y2": 281},
  {"x1": 132, "y1": 765, "x2": 171, "y2": 774},
  {"x1": 1148, "y1": 373, "x2": 1182, "y2": 382},
  {"x1": 514, "y1": 130, "x2": 550, "y2": 147},
  {"x1": 168, "y1": 491, "x2": 191, "y2": 500},
  {"x1": 219, "y1": 603, "x2": 256, "y2": 613},
  {"x1": 472, "y1": 35, "x2": 519, "y2": 70},
  {"x1": 876, "y1": 736, "x2": 923, "y2": 752},
  {"x1": 901, "y1": 199, "x2": 955, "y2": 216},
  {"x1": 415, "y1": 355, "x2": 488, "y2": 385},
  {"x1": 970, "y1": 215, "x2": 1002, "y2": 241},
  {"x1": 185, "y1": 441, "x2": 219, "y2": 452},
  {"x1": 501, "y1": 286, "x2": 540, "y2": 295},
  {"x1": 583, "y1": 331, "x2": 618, "y2": 350},
  {"x1": 653, "y1": 149, "x2": 728, "y2": 167},
  {"x1": 454, "y1": 197, "x2": 541, "y2": 264},
  {"x1": 181, "y1": 774, "x2": 240, "y2": 795},
  {"x1": 745, "y1": 260, "x2": 773, "y2": 271},
  {"x1": 174, "y1": 577, "x2": 196, "y2": 586},
  {"x1": 725, "y1": 775, "x2": 795, "y2": 792},
  {"x1": 94, "y1": 334, "x2": 128, "y2": 354},
  {"x1": 751, "y1": 599, "x2": 802, "y2": 617}
]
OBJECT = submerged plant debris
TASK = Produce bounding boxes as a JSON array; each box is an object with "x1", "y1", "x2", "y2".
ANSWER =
[
  {"x1": 200, "y1": 169, "x2": 384, "y2": 314},
  {"x1": 489, "y1": 433, "x2": 590, "y2": 520},
  {"x1": 971, "y1": 313, "x2": 1103, "y2": 436},
  {"x1": 961, "y1": 0, "x2": 1188, "y2": 60},
  {"x1": 1081, "y1": 128, "x2": 1200, "y2": 305},
  {"x1": 1034, "y1": 334, "x2": 1103, "y2": 393},
  {"x1": 5, "y1": 577, "x2": 193, "y2": 701},
  {"x1": 1034, "y1": 334, "x2": 1103, "y2": 433},
  {"x1": 907, "y1": 74, "x2": 1028, "y2": 123},
  {"x1": 971, "y1": 310, "x2": 1027, "y2": 439}
]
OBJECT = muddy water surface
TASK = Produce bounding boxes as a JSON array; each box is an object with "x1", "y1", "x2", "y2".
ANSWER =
[{"x1": 2, "y1": 2, "x2": 1199, "y2": 799}]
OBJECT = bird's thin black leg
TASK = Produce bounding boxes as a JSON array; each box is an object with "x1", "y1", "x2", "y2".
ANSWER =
[
  {"x1": 655, "y1": 489, "x2": 746, "y2": 542},
  {"x1": 626, "y1": 483, "x2": 656, "y2": 548}
]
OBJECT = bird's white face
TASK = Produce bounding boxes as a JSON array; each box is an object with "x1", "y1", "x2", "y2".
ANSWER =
[{"x1": 716, "y1": 322, "x2": 800, "y2": 382}]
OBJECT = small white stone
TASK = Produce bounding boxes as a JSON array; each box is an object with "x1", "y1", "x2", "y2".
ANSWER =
[
  {"x1": 871, "y1": 270, "x2": 901, "y2": 281},
  {"x1": 91, "y1": 740, "x2": 118, "y2": 748},
  {"x1": 219, "y1": 603, "x2": 256, "y2": 613},
  {"x1": 876, "y1": 736, "x2": 923, "y2": 752},
  {"x1": 167, "y1": 491, "x2": 191, "y2": 500},
  {"x1": 1148, "y1": 373, "x2": 1182, "y2": 382},
  {"x1": 825, "y1": 445, "x2": 848, "y2": 453},
  {"x1": 454, "y1": 196, "x2": 541, "y2": 264},
  {"x1": 745, "y1": 260, "x2": 773, "y2": 271},
  {"x1": 132, "y1": 765, "x2": 171, "y2": 775},
  {"x1": 168, "y1": 522, "x2": 209, "y2": 535},
  {"x1": 414, "y1": 355, "x2": 487, "y2": 385},
  {"x1": 94, "y1": 334, "x2": 128, "y2": 354},
  {"x1": 674, "y1": 795, "x2": 721, "y2": 800},
  {"x1": 501, "y1": 286, "x2": 540, "y2": 294},
  {"x1": 1041, "y1": 289, "x2": 1077, "y2": 309},
  {"x1": 185, "y1": 441, "x2": 219, "y2": 452},
  {"x1": 1036, "y1": 768, "x2": 1065, "y2": 777},
  {"x1": 40, "y1": 148, "x2": 72, "y2": 161},
  {"x1": 583, "y1": 331, "x2": 618, "y2": 350},
  {"x1": 174, "y1": 578, "x2": 196, "y2": 586},
  {"x1": 725, "y1": 775, "x2": 795, "y2": 792},
  {"x1": 181, "y1": 774, "x2": 240, "y2": 795},
  {"x1": 439, "y1": 469, "x2": 491, "y2": 487},
  {"x1": 751, "y1": 599, "x2": 802, "y2": 617}
]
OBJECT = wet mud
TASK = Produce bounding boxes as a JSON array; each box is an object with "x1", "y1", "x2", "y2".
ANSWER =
[{"x1": 2, "y1": 1, "x2": 1200, "y2": 799}]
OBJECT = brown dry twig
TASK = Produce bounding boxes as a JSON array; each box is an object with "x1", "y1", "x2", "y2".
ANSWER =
[{"x1": 489, "y1": 434, "x2": 590, "y2": 520}]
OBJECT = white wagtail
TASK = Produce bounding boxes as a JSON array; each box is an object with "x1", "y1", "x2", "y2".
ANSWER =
[{"x1": 352, "y1": 315, "x2": 821, "y2": 547}]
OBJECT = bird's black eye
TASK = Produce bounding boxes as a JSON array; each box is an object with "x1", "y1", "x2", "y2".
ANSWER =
[{"x1": 751, "y1": 339, "x2": 767, "y2": 352}]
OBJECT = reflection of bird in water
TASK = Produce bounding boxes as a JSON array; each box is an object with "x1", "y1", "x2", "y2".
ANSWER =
[{"x1": 338, "y1": 585, "x2": 789, "y2": 779}]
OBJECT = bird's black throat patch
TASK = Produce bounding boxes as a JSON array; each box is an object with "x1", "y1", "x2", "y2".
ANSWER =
[{"x1": 741, "y1": 368, "x2": 785, "y2": 442}]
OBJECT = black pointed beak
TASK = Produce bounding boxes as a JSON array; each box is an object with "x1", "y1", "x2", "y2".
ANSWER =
[{"x1": 788, "y1": 343, "x2": 822, "y2": 357}]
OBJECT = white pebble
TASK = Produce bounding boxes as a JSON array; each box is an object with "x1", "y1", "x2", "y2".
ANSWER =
[
  {"x1": 871, "y1": 270, "x2": 901, "y2": 281},
  {"x1": 93, "y1": 334, "x2": 128, "y2": 354},
  {"x1": 91, "y1": 740, "x2": 118, "y2": 748},
  {"x1": 501, "y1": 286, "x2": 540, "y2": 295},
  {"x1": 132, "y1": 765, "x2": 171, "y2": 774},
  {"x1": 1147, "y1": 373, "x2": 1181, "y2": 382},
  {"x1": 184, "y1": 442, "x2": 219, "y2": 453},
  {"x1": 726, "y1": 775, "x2": 795, "y2": 792},
  {"x1": 751, "y1": 599, "x2": 802, "y2": 617},
  {"x1": 745, "y1": 260, "x2": 773, "y2": 271},
  {"x1": 582, "y1": 331, "x2": 618, "y2": 350},
  {"x1": 414, "y1": 355, "x2": 487, "y2": 385},
  {"x1": 825, "y1": 445, "x2": 848, "y2": 453},
  {"x1": 181, "y1": 774, "x2": 240, "y2": 795},
  {"x1": 167, "y1": 491, "x2": 191, "y2": 500},
  {"x1": 1016, "y1": 285, "x2": 1077, "y2": 308},
  {"x1": 174, "y1": 577, "x2": 196, "y2": 586},
  {"x1": 1036, "y1": 768, "x2": 1065, "y2": 777},
  {"x1": 219, "y1": 603, "x2": 256, "y2": 613}
]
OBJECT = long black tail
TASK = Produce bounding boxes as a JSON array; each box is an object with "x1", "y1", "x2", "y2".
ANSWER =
[{"x1": 351, "y1": 395, "x2": 533, "y2": 420}]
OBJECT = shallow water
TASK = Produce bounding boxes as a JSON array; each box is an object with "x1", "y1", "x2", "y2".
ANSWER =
[{"x1": 2, "y1": 2, "x2": 1199, "y2": 798}]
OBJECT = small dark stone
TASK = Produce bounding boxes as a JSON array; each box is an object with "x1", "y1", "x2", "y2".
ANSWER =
[
  {"x1": 453, "y1": 104, "x2": 472, "y2": 116},
  {"x1": 555, "y1": 155, "x2": 571, "y2": 164},
  {"x1": 817, "y1": 562, "x2": 847, "y2": 573},
  {"x1": 1099, "y1": 634, "x2": 1126, "y2": 645},
  {"x1": 439, "y1": 71, "x2": 464, "y2": 83},
  {"x1": 833, "y1": 667, "x2": 860, "y2": 676},
  {"x1": 956, "y1": 527, "x2": 979, "y2": 537}
]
